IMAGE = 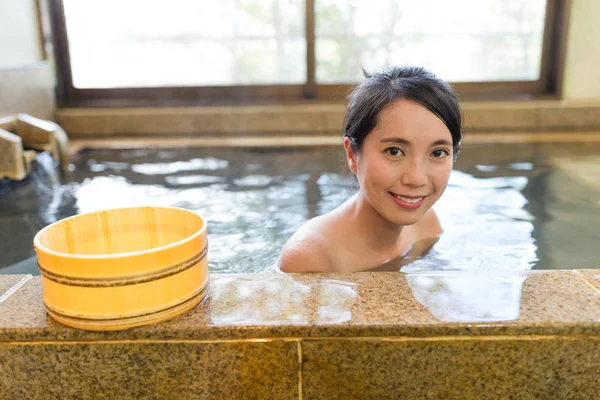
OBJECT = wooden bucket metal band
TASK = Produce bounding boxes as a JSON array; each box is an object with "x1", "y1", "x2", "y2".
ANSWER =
[
  {"x1": 37, "y1": 242, "x2": 208, "y2": 287},
  {"x1": 43, "y1": 279, "x2": 210, "y2": 322}
]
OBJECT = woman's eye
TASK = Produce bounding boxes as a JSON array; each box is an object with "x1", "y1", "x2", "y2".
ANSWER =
[
  {"x1": 385, "y1": 147, "x2": 403, "y2": 157},
  {"x1": 431, "y1": 149, "x2": 450, "y2": 158}
]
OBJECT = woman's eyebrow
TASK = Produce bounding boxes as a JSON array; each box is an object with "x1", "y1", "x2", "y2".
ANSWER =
[
  {"x1": 431, "y1": 139, "x2": 452, "y2": 146},
  {"x1": 380, "y1": 137, "x2": 452, "y2": 146},
  {"x1": 380, "y1": 137, "x2": 410, "y2": 144}
]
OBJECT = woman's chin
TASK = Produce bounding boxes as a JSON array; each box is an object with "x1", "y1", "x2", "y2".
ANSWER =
[{"x1": 383, "y1": 212, "x2": 423, "y2": 227}]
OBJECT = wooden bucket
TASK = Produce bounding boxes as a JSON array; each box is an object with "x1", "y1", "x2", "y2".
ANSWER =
[{"x1": 33, "y1": 206, "x2": 209, "y2": 331}]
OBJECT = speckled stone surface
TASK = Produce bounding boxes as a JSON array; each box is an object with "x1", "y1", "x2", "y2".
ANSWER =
[
  {"x1": 575, "y1": 270, "x2": 600, "y2": 294},
  {"x1": 540, "y1": 106, "x2": 600, "y2": 131},
  {"x1": 0, "y1": 275, "x2": 28, "y2": 298},
  {"x1": 301, "y1": 337, "x2": 600, "y2": 399},
  {"x1": 519, "y1": 270, "x2": 600, "y2": 321},
  {"x1": 2, "y1": 270, "x2": 600, "y2": 399},
  {"x1": 464, "y1": 106, "x2": 540, "y2": 131},
  {"x1": 0, "y1": 340, "x2": 298, "y2": 399},
  {"x1": 56, "y1": 101, "x2": 600, "y2": 136},
  {"x1": 1, "y1": 270, "x2": 600, "y2": 341}
]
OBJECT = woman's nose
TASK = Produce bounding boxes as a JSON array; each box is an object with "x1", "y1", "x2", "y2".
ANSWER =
[{"x1": 400, "y1": 158, "x2": 427, "y2": 187}]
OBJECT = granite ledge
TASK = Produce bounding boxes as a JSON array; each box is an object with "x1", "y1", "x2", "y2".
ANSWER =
[
  {"x1": 1, "y1": 270, "x2": 599, "y2": 342},
  {"x1": 56, "y1": 100, "x2": 600, "y2": 136},
  {"x1": 0, "y1": 274, "x2": 31, "y2": 299}
]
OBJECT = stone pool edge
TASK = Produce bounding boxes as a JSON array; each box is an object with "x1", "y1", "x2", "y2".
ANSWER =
[
  {"x1": 1, "y1": 270, "x2": 599, "y2": 340},
  {"x1": 1, "y1": 270, "x2": 600, "y2": 399}
]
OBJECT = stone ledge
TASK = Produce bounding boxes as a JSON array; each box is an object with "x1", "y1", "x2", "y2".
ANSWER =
[
  {"x1": 1, "y1": 270, "x2": 600, "y2": 342},
  {"x1": 1, "y1": 270, "x2": 600, "y2": 399},
  {"x1": 57, "y1": 100, "x2": 600, "y2": 137}
]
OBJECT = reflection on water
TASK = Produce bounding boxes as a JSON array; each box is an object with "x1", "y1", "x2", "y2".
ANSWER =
[
  {"x1": 2, "y1": 144, "x2": 600, "y2": 275},
  {"x1": 131, "y1": 157, "x2": 229, "y2": 175},
  {"x1": 165, "y1": 175, "x2": 226, "y2": 187},
  {"x1": 403, "y1": 170, "x2": 537, "y2": 275}
]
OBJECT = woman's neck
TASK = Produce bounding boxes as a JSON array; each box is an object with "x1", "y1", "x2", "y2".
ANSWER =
[{"x1": 344, "y1": 193, "x2": 405, "y2": 252}]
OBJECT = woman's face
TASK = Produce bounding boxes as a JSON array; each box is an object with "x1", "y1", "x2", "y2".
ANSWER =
[{"x1": 344, "y1": 99, "x2": 454, "y2": 226}]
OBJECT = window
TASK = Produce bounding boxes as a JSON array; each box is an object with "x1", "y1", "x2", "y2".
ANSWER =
[
  {"x1": 315, "y1": 0, "x2": 547, "y2": 83},
  {"x1": 49, "y1": 0, "x2": 569, "y2": 105},
  {"x1": 63, "y1": 0, "x2": 306, "y2": 88}
]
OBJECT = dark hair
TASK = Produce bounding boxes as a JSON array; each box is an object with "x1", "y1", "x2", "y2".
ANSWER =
[{"x1": 343, "y1": 66, "x2": 462, "y2": 157}]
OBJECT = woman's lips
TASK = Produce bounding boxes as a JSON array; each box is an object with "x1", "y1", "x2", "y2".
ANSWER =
[{"x1": 389, "y1": 192, "x2": 427, "y2": 209}]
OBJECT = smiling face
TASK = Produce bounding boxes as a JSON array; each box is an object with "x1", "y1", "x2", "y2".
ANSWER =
[{"x1": 344, "y1": 98, "x2": 454, "y2": 226}]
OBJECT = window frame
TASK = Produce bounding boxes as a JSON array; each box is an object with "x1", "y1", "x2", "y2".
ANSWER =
[{"x1": 48, "y1": 0, "x2": 571, "y2": 107}]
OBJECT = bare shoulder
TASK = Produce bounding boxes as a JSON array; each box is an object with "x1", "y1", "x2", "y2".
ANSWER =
[
  {"x1": 278, "y1": 216, "x2": 333, "y2": 273},
  {"x1": 414, "y1": 208, "x2": 443, "y2": 240},
  {"x1": 401, "y1": 208, "x2": 443, "y2": 259}
]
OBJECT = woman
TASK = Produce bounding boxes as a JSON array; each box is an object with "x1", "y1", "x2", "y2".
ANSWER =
[{"x1": 279, "y1": 66, "x2": 462, "y2": 273}]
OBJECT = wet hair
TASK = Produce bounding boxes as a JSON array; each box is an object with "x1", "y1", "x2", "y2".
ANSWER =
[{"x1": 343, "y1": 66, "x2": 462, "y2": 158}]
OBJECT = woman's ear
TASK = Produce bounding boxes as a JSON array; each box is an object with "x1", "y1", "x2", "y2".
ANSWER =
[{"x1": 343, "y1": 137, "x2": 357, "y2": 175}]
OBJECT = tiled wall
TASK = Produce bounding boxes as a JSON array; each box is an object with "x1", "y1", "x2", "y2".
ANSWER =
[
  {"x1": 0, "y1": 63, "x2": 55, "y2": 121},
  {"x1": 1, "y1": 340, "x2": 299, "y2": 399},
  {"x1": 0, "y1": 0, "x2": 42, "y2": 68},
  {"x1": 2, "y1": 335, "x2": 599, "y2": 399},
  {"x1": 563, "y1": 0, "x2": 600, "y2": 100}
]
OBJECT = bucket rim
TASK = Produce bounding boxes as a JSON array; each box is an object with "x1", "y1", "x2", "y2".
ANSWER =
[{"x1": 33, "y1": 205, "x2": 207, "y2": 260}]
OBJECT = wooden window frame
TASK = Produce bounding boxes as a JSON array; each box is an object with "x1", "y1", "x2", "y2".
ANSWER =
[{"x1": 49, "y1": 0, "x2": 571, "y2": 107}]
